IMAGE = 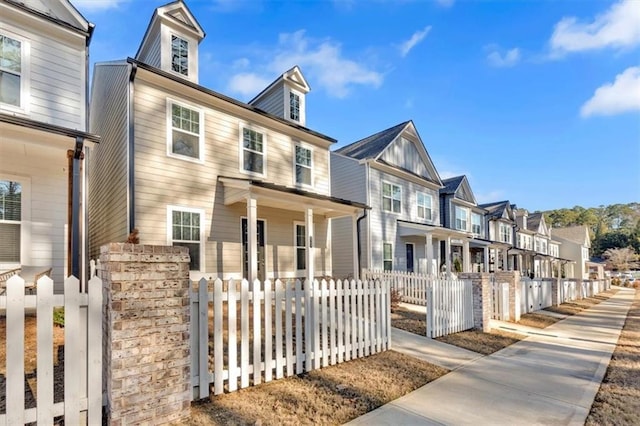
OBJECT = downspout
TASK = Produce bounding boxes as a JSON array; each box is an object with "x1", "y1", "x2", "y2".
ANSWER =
[
  {"x1": 128, "y1": 63, "x2": 138, "y2": 233},
  {"x1": 83, "y1": 23, "x2": 94, "y2": 285},
  {"x1": 356, "y1": 208, "x2": 368, "y2": 278},
  {"x1": 71, "y1": 137, "x2": 85, "y2": 279}
]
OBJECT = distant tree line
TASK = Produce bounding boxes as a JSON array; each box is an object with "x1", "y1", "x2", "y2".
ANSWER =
[{"x1": 541, "y1": 203, "x2": 640, "y2": 268}]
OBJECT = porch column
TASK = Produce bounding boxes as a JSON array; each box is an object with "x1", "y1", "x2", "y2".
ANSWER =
[
  {"x1": 462, "y1": 240, "x2": 470, "y2": 273},
  {"x1": 518, "y1": 254, "x2": 523, "y2": 273},
  {"x1": 425, "y1": 233, "x2": 433, "y2": 276},
  {"x1": 352, "y1": 214, "x2": 359, "y2": 280},
  {"x1": 445, "y1": 237, "x2": 452, "y2": 277},
  {"x1": 247, "y1": 196, "x2": 258, "y2": 283},
  {"x1": 501, "y1": 248, "x2": 508, "y2": 271},
  {"x1": 483, "y1": 247, "x2": 489, "y2": 273},
  {"x1": 305, "y1": 208, "x2": 315, "y2": 283}
]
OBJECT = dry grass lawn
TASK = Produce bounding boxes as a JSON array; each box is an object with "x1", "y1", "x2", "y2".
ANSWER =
[
  {"x1": 586, "y1": 289, "x2": 640, "y2": 426},
  {"x1": 517, "y1": 312, "x2": 559, "y2": 328},
  {"x1": 189, "y1": 350, "x2": 448, "y2": 425},
  {"x1": 545, "y1": 289, "x2": 619, "y2": 316}
]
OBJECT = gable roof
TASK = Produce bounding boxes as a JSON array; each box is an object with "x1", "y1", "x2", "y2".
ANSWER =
[
  {"x1": 249, "y1": 66, "x2": 310, "y2": 105},
  {"x1": 551, "y1": 225, "x2": 590, "y2": 246},
  {"x1": 479, "y1": 200, "x2": 513, "y2": 220},
  {"x1": 440, "y1": 176, "x2": 464, "y2": 195},
  {"x1": 440, "y1": 175, "x2": 477, "y2": 205},
  {"x1": 527, "y1": 212, "x2": 543, "y2": 232},
  {"x1": 336, "y1": 121, "x2": 409, "y2": 160},
  {"x1": 5, "y1": 0, "x2": 91, "y2": 34}
]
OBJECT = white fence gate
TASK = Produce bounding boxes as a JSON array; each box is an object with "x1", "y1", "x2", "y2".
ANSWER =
[
  {"x1": 190, "y1": 278, "x2": 391, "y2": 399},
  {"x1": 520, "y1": 279, "x2": 553, "y2": 314},
  {"x1": 0, "y1": 275, "x2": 102, "y2": 425},
  {"x1": 491, "y1": 280, "x2": 510, "y2": 321},
  {"x1": 363, "y1": 270, "x2": 474, "y2": 338}
]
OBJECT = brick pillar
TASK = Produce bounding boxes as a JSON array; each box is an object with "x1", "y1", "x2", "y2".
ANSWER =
[
  {"x1": 551, "y1": 278, "x2": 561, "y2": 306},
  {"x1": 494, "y1": 271, "x2": 521, "y2": 322},
  {"x1": 99, "y1": 243, "x2": 191, "y2": 425},
  {"x1": 460, "y1": 272, "x2": 491, "y2": 332}
]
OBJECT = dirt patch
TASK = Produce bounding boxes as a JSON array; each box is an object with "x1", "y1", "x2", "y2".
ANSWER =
[
  {"x1": 545, "y1": 289, "x2": 619, "y2": 316},
  {"x1": 435, "y1": 329, "x2": 524, "y2": 355},
  {"x1": 390, "y1": 307, "x2": 425, "y2": 335},
  {"x1": 586, "y1": 289, "x2": 640, "y2": 425},
  {"x1": 189, "y1": 350, "x2": 447, "y2": 425},
  {"x1": 517, "y1": 312, "x2": 559, "y2": 329}
]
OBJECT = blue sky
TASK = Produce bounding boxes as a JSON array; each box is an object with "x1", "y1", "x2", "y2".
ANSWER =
[{"x1": 74, "y1": 0, "x2": 640, "y2": 212}]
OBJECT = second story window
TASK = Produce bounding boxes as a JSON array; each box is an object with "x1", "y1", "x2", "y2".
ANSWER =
[
  {"x1": 500, "y1": 223, "x2": 511, "y2": 244},
  {"x1": 295, "y1": 145, "x2": 312, "y2": 186},
  {"x1": 0, "y1": 34, "x2": 23, "y2": 109},
  {"x1": 171, "y1": 35, "x2": 189, "y2": 76},
  {"x1": 382, "y1": 182, "x2": 401, "y2": 213},
  {"x1": 471, "y1": 212, "x2": 482, "y2": 235},
  {"x1": 417, "y1": 192, "x2": 432, "y2": 220},
  {"x1": 168, "y1": 101, "x2": 203, "y2": 162},
  {"x1": 241, "y1": 127, "x2": 265, "y2": 175},
  {"x1": 455, "y1": 206, "x2": 468, "y2": 231},
  {"x1": 289, "y1": 91, "x2": 300, "y2": 122}
]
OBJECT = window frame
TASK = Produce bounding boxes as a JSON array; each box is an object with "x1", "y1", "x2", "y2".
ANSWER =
[
  {"x1": 499, "y1": 223, "x2": 512, "y2": 244},
  {"x1": 0, "y1": 30, "x2": 30, "y2": 114},
  {"x1": 294, "y1": 221, "x2": 306, "y2": 272},
  {"x1": 382, "y1": 181, "x2": 402, "y2": 214},
  {"x1": 285, "y1": 87, "x2": 305, "y2": 125},
  {"x1": 383, "y1": 242, "x2": 393, "y2": 272},
  {"x1": 238, "y1": 122, "x2": 267, "y2": 177},
  {"x1": 166, "y1": 205, "x2": 205, "y2": 272},
  {"x1": 170, "y1": 34, "x2": 189, "y2": 77},
  {"x1": 0, "y1": 176, "x2": 29, "y2": 267},
  {"x1": 454, "y1": 205, "x2": 469, "y2": 231},
  {"x1": 293, "y1": 142, "x2": 313, "y2": 188},
  {"x1": 166, "y1": 98, "x2": 204, "y2": 163},
  {"x1": 471, "y1": 212, "x2": 482, "y2": 235},
  {"x1": 417, "y1": 192, "x2": 432, "y2": 221}
]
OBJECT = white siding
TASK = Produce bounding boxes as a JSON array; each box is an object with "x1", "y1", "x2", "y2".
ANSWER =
[
  {"x1": 251, "y1": 85, "x2": 285, "y2": 119},
  {"x1": 88, "y1": 63, "x2": 131, "y2": 259}
]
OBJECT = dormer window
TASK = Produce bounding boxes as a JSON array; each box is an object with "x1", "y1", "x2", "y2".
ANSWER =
[
  {"x1": 289, "y1": 91, "x2": 300, "y2": 122},
  {"x1": 171, "y1": 35, "x2": 188, "y2": 76}
]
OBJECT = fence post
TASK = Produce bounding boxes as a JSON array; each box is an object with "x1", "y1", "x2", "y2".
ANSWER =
[
  {"x1": 551, "y1": 278, "x2": 561, "y2": 306},
  {"x1": 100, "y1": 243, "x2": 192, "y2": 424},
  {"x1": 494, "y1": 271, "x2": 521, "y2": 322},
  {"x1": 459, "y1": 273, "x2": 491, "y2": 332}
]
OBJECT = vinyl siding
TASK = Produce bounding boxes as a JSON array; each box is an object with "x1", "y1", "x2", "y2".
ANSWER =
[
  {"x1": 379, "y1": 137, "x2": 432, "y2": 180},
  {"x1": 1, "y1": 9, "x2": 86, "y2": 129},
  {"x1": 88, "y1": 63, "x2": 131, "y2": 260},
  {"x1": 251, "y1": 84, "x2": 285, "y2": 119},
  {"x1": 136, "y1": 25, "x2": 161, "y2": 68}
]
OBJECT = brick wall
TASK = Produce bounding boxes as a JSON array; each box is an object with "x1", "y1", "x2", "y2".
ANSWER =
[
  {"x1": 99, "y1": 243, "x2": 191, "y2": 425},
  {"x1": 459, "y1": 272, "x2": 491, "y2": 332},
  {"x1": 494, "y1": 271, "x2": 521, "y2": 322}
]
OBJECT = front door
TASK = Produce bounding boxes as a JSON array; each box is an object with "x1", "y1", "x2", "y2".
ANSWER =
[
  {"x1": 242, "y1": 218, "x2": 266, "y2": 281},
  {"x1": 406, "y1": 243, "x2": 414, "y2": 273}
]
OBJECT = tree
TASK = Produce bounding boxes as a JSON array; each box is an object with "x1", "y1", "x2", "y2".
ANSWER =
[{"x1": 603, "y1": 247, "x2": 638, "y2": 271}]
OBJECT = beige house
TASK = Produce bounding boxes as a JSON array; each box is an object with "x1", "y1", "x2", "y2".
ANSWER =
[
  {"x1": 0, "y1": 0, "x2": 98, "y2": 289},
  {"x1": 88, "y1": 1, "x2": 365, "y2": 282},
  {"x1": 551, "y1": 225, "x2": 591, "y2": 279}
]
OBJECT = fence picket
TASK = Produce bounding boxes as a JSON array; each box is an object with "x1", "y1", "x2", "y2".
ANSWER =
[
  {"x1": 336, "y1": 280, "x2": 344, "y2": 363},
  {"x1": 285, "y1": 281, "x2": 294, "y2": 377},
  {"x1": 264, "y1": 280, "x2": 273, "y2": 382},
  {"x1": 321, "y1": 280, "x2": 328, "y2": 367},
  {"x1": 240, "y1": 279, "x2": 250, "y2": 388},
  {"x1": 36, "y1": 276, "x2": 54, "y2": 425},
  {"x1": 213, "y1": 279, "x2": 224, "y2": 395},
  {"x1": 329, "y1": 280, "x2": 337, "y2": 365},
  {"x1": 6, "y1": 275, "x2": 25, "y2": 425},
  {"x1": 64, "y1": 276, "x2": 80, "y2": 426},
  {"x1": 228, "y1": 279, "x2": 238, "y2": 392},
  {"x1": 313, "y1": 280, "x2": 321, "y2": 370},
  {"x1": 198, "y1": 278, "x2": 209, "y2": 397},
  {"x1": 295, "y1": 280, "x2": 303, "y2": 374},
  {"x1": 252, "y1": 279, "x2": 262, "y2": 385},
  {"x1": 275, "y1": 280, "x2": 284, "y2": 380}
]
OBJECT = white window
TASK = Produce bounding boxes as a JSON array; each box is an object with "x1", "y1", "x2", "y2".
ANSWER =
[
  {"x1": 535, "y1": 238, "x2": 540, "y2": 252},
  {"x1": 167, "y1": 206, "x2": 203, "y2": 271},
  {"x1": 294, "y1": 222, "x2": 306, "y2": 271},
  {"x1": 455, "y1": 206, "x2": 468, "y2": 231},
  {"x1": 294, "y1": 144, "x2": 312, "y2": 186},
  {"x1": 171, "y1": 35, "x2": 189, "y2": 76},
  {"x1": 382, "y1": 182, "x2": 401, "y2": 213},
  {"x1": 0, "y1": 180, "x2": 21, "y2": 263},
  {"x1": 0, "y1": 33, "x2": 26, "y2": 110},
  {"x1": 167, "y1": 100, "x2": 203, "y2": 162},
  {"x1": 541, "y1": 240, "x2": 547, "y2": 254},
  {"x1": 240, "y1": 126, "x2": 266, "y2": 176},
  {"x1": 289, "y1": 91, "x2": 300, "y2": 121},
  {"x1": 417, "y1": 192, "x2": 432, "y2": 220},
  {"x1": 499, "y1": 223, "x2": 511, "y2": 243},
  {"x1": 383, "y1": 243, "x2": 393, "y2": 271},
  {"x1": 471, "y1": 212, "x2": 482, "y2": 235}
]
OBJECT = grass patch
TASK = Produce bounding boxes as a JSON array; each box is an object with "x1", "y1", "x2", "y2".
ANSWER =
[
  {"x1": 586, "y1": 289, "x2": 640, "y2": 425},
  {"x1": 517, "y1": 312, "x2": 559, "y2": 329},
  {"x1": 545, "y1": 289, "x2": 619, "y2": 316},
  {"x1": 390, "y1": 306, "x2": 425, "y2": 335},
  {"x1": 189, "y1": 350, "x2": 448, "y2": 425},
  {"x1": 435, "y1": 329, "x2": 524, "y2": 355}
]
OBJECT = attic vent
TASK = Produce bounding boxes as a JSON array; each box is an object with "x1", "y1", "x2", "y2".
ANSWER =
[{"x1": 168, "y1": 10, "x2": 188, "y2": 24}]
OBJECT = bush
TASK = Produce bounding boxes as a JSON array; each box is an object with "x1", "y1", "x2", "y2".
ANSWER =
[
  {"x1": 611, "y1": 277, "x2": 621, "y2": 286},
  {"x1": 53, "y1": 307, "x2": 65, "y2": 327},
  {"x1": 390, "y1": 288, "x2": 402, "y2": 313}
]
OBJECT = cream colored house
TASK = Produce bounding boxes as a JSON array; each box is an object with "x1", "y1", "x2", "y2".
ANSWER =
[
  {"x1": 88, "y1": 1, "x2": 365, "y2": 282},
  {"x1": 0, "y1": 0, "x2": 98, "y2": 289},
  {"x1": 551, "y1": 225, "x2": 591, "y2": 279}
]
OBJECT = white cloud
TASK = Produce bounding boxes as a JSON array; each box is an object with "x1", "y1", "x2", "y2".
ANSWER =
[
  {"x1": 73, "y1": 0, "x2": 128, "y2": 11},
  {"x1": 550, "y1": 0, "x2": 640, "y2": 55},
  {"x1": 486, "y1": 47, "x2": 521, "y2": 68},
  {"x1": 399, "y1": 26, "x2": 432, "y2": 57},
  {"x1": 435, "y1": 0, "x2": 455, "y2": 8},
  {"x1": 228, "y1": 73, "x2": 271, "y2": 97},
  {"x1": 227, "y1": 30, "x2": 383, "y2": 98},
  {"x1": 580, "y1": 66, "x2": 640, "y2": 117}
]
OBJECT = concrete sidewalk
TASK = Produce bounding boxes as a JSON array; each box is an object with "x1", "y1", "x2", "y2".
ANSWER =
[{"x1": 347, "y1": 287, "x2": 635, "y2": 426}]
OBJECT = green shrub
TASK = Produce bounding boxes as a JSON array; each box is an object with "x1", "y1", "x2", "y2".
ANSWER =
[{"x1": 53, "y1": 307, "x2": 65, "y2": 327}]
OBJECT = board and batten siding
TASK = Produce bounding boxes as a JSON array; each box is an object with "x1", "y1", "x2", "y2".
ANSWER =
[
  {"x1": 368, "y1": 167, "x2": 440, "y2": 272},
  {"x1": 0, "y1": 11, "x2": 86, "y2": 130},
  {"x1": 378, "y1": 137, "x2": 432, "y2": 181},
  {"x1": 88, "y1": 63, "x2": 131, "y2": 260},
  {"x1": 251, "y1": 85, "x2": 285, "y2": 119}
]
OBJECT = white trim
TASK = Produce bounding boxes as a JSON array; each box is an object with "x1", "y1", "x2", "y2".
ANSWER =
[
  {"x1": 471, "y1": 211, "x2": 482, "y2": 236},
  {"x1": 166, "y1": 98, "x2": 205, "y2": 164},
  {"x1": 293, "y1": 221, "x2": 306, "y2": 273},
  {"x1": 161, "y1": 26, "x2": 199, "y2": 83},
  {"x1": 381, "y1": 180, "x2": 401, "y2": 214},
  {"x1": 405, "y1": 242, "x2": 415, "y2": 273},
  {"x1": 454, "y1": 204, "x2": 469, "y2": 232},
  {"x1": 240, "y1": 216, "x2": 267, "y2": 278},
  {"x1": 293, "y1": 141, "x2": 314, "y2": 188},
  {"x1": 0, "y1": 174, "x2": 31, "y2": 269},
  {"x1": 238, "y1": 121, "x2": 267, "y2": 178},
  {"x1": 416, "y1": 191, "x2": 433, "y2": 222},
  {"x1": 0, "y1": 29, "x2": 30, "y2": 115},
  {"x1": 285, "y1": 86, "x2": 305, "y2": 126},
  {"x1": 166, "y1": 205, "x2": 205, "y2": 272},
  {"x1": 382, "y1": 242, "x2": 393, "y2": 271}
]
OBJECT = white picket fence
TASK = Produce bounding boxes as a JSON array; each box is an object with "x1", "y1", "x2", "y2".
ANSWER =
[
  {"x1": 362, "y1": 270, "x2": 474, "y2": 338},
  {"x1": 520, "y1": 278, "x2": 553, "y2": 314},
  {"x1": 189, "y1": 278, "x2": 391, "y2": 400},
  {"x1": 491, "y1": 280, "x2": 510, "y2": 321},
  {"x1": 0, "y1": 275, "x2": 103, "y2": 425}
]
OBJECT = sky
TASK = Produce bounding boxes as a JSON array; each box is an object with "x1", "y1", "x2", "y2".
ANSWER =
[{"x1": 73, "y1": 0, "x2": 640, "y2": 212}]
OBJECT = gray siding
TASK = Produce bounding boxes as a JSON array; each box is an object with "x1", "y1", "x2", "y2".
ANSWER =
[
  {"x1": 379, "y1": 137, "x2": 432, "y2": 181},
  {"x1": 330, "y1": 153, "x2": 366, "y2": 203},
  {"x1": 88, "y1": 63, "x2": 131, "y2": 260},
  {"x1": 251, "y1": 84, "x2": 284, "y2": 119},
  {"x1": 136, "y1": 25, "x2": 161, "y2": 68}
]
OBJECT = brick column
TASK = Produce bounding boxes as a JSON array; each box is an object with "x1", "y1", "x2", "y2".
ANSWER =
[
  {"x1": 99, "y1": 243, "x2": 191, "y2": 425},
  {"x1": 460, "y1": 272, "x2": 491, "y2": 332},
  {"x1": 494, "y1": 271, "x2": 521, "y2": 322},
  {"x1": 551, "y1": 278, "x2": 561, "y2": 306}
]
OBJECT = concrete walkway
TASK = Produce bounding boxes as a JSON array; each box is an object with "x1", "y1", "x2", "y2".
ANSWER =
[{"x1": 348, "y1": 287, "x2": 635, "y2": 426}]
